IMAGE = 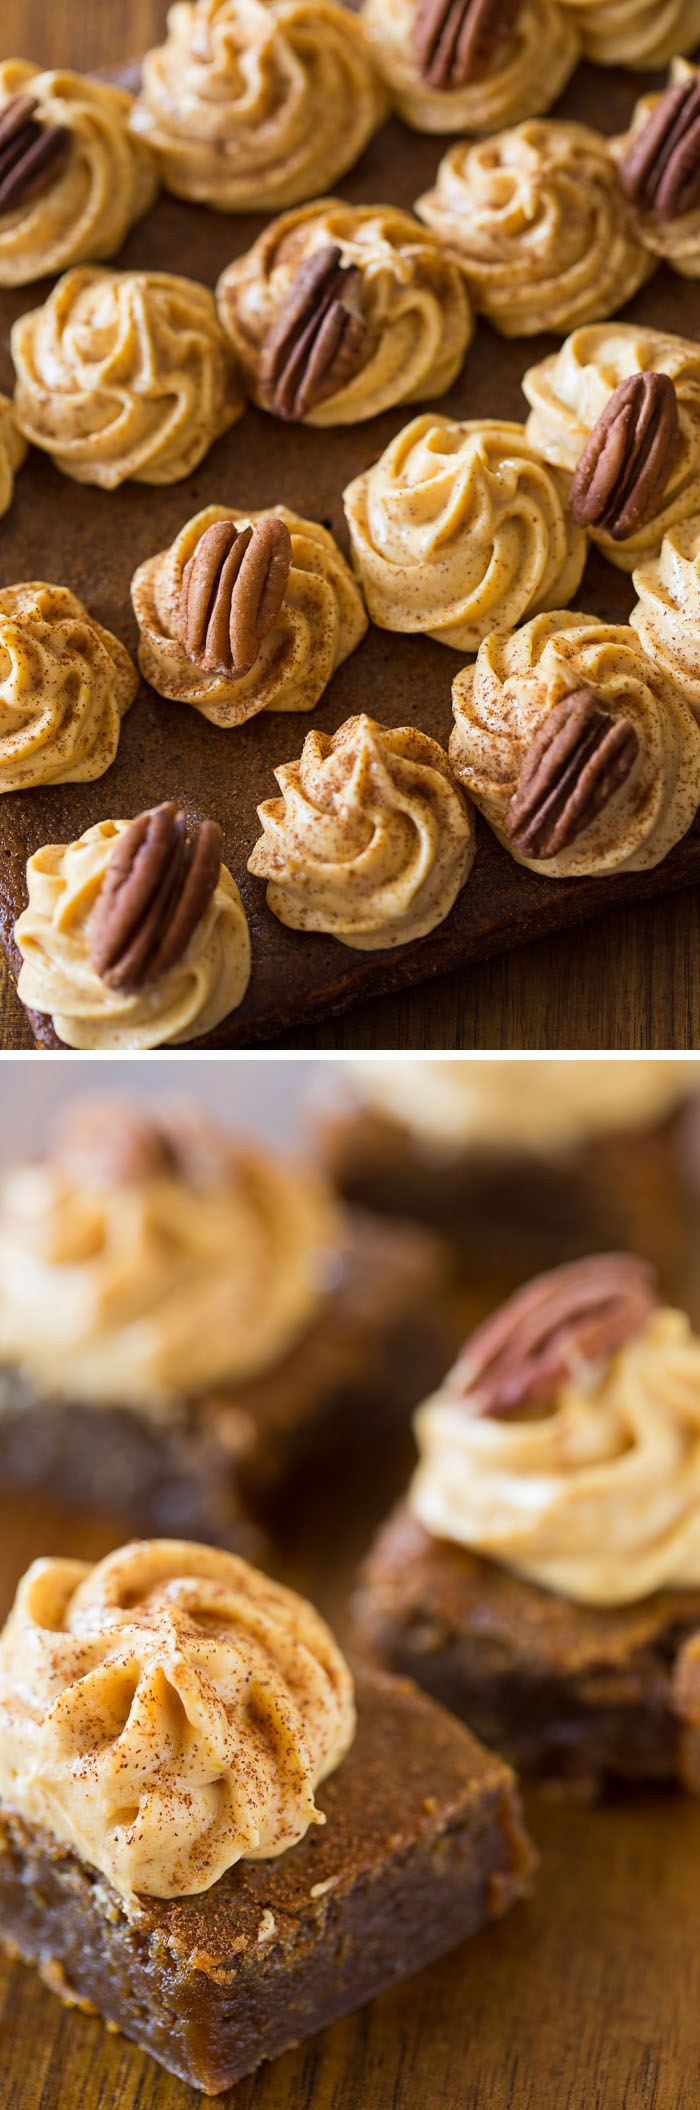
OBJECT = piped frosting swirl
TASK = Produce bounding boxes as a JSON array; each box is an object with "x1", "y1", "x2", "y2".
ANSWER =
[
  {"x1": 248, "y1": 713, "x2": 475, "y2": 948},
  {"x1": 0, "y1": 1098, "x2": 342, "y2": 1405},
  {"x1": 410, "y1": 1259, "x2": 700, "y2": 1605},
  {"x1": 11, "y1": 266, "x2": 244, "y2": 488},
  {"x1": 14, "y1": 819, "x2": 251, "y2": 1050},
  {"x1": 554, "y1": 0, "x2": 700, "y2": 68},
  {"x1": 361, "y1": 0, "x2": 579, "y2": 134},
  {"x1": 449, "y1": 608, "x2": 700, "y2": 875},
  {"x1": 217, "y1": 200, "x2": 472, "y2": 425},
  {"x1": 522, "y1": 322, "x2": 700, "y2": 571},
  {"x1": 0, "y1": 1540, "x2": 355, "y2": 1898},
  {"x1": 129, "y1": 0, "x2": 388, "y2": 211},
  {"x1": 631, "y1": 518, "x2": 700, "y2": 722},
  {"x1": 416, "y1": 121, "x2": 654, "y2": 338},
  {"x1": 343, "y1": 413, "x2": 587, "y2": 651},
  {"x1": 131, "y1": 504, "x2": 367, "y2": 724},
  {"x1": 0, "y1": 583, "x2": 138, "y2": 792},
  {"x1": 0, "y1": 61, "x2": 157, "y2": 287}
]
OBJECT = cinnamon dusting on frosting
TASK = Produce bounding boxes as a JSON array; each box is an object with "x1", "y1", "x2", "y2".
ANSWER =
[{"x1": 0, "y1": 1540, "x2": 355, "y2": 1898}]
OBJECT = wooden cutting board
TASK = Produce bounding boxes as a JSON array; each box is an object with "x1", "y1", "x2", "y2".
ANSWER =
[
  {"x1": 1, "y1": 1464, "x2": 698, "y2": 2110},
  {"x1": 1, "y1": 32, "x2": 699, "y2": 1045}
]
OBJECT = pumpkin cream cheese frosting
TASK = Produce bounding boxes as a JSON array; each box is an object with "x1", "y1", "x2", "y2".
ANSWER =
[
  {"x1": 409, "y1": 1255, "x2": 700, "y2": 1606},
  {"x1": 129, "y1": 0, "x2": 388, "y2": 211},
  {"x1": 555, "y1": 0, "x2": 700, "y2": 66},
  {"x1": 11, "y1": 266, "x2": 244, "y2": 488},
  {"x1": 449, "y1": 609, "x2": 700, "y2": 876},
  {"x1": 345, "y1": 1055, "x2": 699, "y2": 1152},
  {"x1": 614, "y1": 59, "x2": 700, "y2": 279},
  {"x1": 249, "y1": 714, "x2": 475, "y2": 948},
  {"x1": 0, "y1": 584, "x2": 138, "y2": 793},
  {"x1": 415, "y1": 120, "x2": 655, "y2": 338},
  {"x1": 131, "y1": 503, "x2": 367, "y2": 725},
  {"x1": 0, "y1": 1540, "x2": 356, "y2": 1899},
  {"x1": 631, "y1": 520, "x2": 700, "y2": 721},
  {"x1": 216, "y1": 201, "x2": 472, "y2": 425},
  {"x1": 13, "y1": 804, "x2": 251, "y2": 1051},
  {"x1": 0, "y1": 1107, "x2": 342, "y2": 1407},
  {"x1": 0, "y1": 61, "x2": 157, "y2": 287},
  {"x1": 0, "y1": 392, "x2": 26, "y2": 520},
  {"x1": 343, "y1": 413, "x2": 587, "y2": 651},
  {"x1": 361, "y1": 0, "x2": 579, "y2": 136},
  {"x1": 522, "y1": 323, "x2": 700, "y2": 572}
]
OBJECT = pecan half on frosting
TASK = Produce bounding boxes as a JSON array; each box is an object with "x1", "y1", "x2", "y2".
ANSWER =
[
  {"x1": 259, "y1": 244, "x2": 367, "y2": 422},
  {"x1": 569, "y1": 371, "x2": 680, "y2": 541},
  {"x1": 53, "y1": 1096, "x2": 233, "y2": 1189},
  {"x1": 449, "y1": 1253, "x2": 658, "y2": 1418},
  {"x1": 412, "y1": 0, "x2": 521, "y2": 91},
  {"x1": 505, "y1": 687, "x2": 639, "y2": 858},
  {"x1": 179, "y1": 515, "x2": 292, "y2": 676},
  {"x1": 89, "y1": 802, "x2": 223, "y2": 993},
  {"x1": 0, "y1": 94, "x2": 71, "y2": 213},
  {"x1": 619, "y1": 75, "x2": 700, "y2": 220}
]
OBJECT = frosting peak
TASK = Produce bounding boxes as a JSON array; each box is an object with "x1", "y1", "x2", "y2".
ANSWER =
[
  {"x1": 0, "y1": 1106, "x2": 343, "y2": 1405},
  {"x1": 248, "y1": 713, "x2": 475, "y2": 948},
  {"x1": 0, "y1": 1541, "x2": 355, "y2": 1898},
  {"x1": 411, "y1": 1281, "x2": 700, "y2": 1605}
]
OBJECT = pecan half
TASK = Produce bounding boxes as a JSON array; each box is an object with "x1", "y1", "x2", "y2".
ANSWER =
[
  {"x1": 569, "y1": 371, "x2": 680, "y2": 541},
  {"x1": 412, "y1": 0, "x2": 521, "y2": 91},
  {"x1": 259, "y1": 244, "x2": 367, "y2": 422},
  {"x1": 505, "y1": 688, "x2": 639, "y2": 859},
  {"x1": 449, "y1": 1254, "x2": 658, "y2": 1419},
  {"x1": 619, "y1": 75, "x2": 700, "y2": 220},
  {"x1": 0, "y1": 94, "x2": 71, "y2": 213},
  {"x1": 180, "y1": 516, "x2": 292, "y2": 677},
  {"x1": 89, "y1": 803, "x2": 223, "y2": 994},
  {"x1": 53, "y1": 1097, "x2": 233, "y2": 1188}
]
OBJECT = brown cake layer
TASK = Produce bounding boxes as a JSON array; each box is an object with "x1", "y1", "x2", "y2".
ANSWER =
[
  {"x1": 352, "y1": 1506, "x2": 700, "y2": 1796},
  {"x1": 1, "y1": 64, "x2": 699, "y2": 1048},
  {"x1": 319, "y1": 1100, "x2": 699, "y2": 1301},
  {"x1": 0, "y1": 1667, "x2": 535, "y2": 2092},
  {"x1": 0, "y1": 1213, "x2": 451, "y2": 1537}
]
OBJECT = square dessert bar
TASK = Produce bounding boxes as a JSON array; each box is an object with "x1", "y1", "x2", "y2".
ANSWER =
[
  {"x1": 0, "y1": 1211, "x2": 450, "y2": 1542},
  {"x1": 353, "y1": 1508, "x2": 700, "y2": 1797},
  {"x1": 0, "y1": 1667, "x2": 534, "y2": 2092}
]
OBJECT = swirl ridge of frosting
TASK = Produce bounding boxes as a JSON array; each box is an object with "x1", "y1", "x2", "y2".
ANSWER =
[
  {"x1": 361, "y1": 0, "x2": 579, "y2": 134},
  {"x1": 129, "y1": 0, "x2": 388, "y2": 211},
  {"x1": 555, "y1": 0, "x2": 700, "y2": 66},
  {"x1": 0, "y1": 61, "x2": 158, "y2": 287},
  {"x1": 0, "y1": 391, "x2": 26, "y2": 520},
  {"x1": 131, "y1": 503, "x2": 367, "y2": 725},
  {"x1": 0, "y1": 1540, "x2": 355, "y2": 1898},
  {"x1": 0, "y1": 583, "x2": 138, "y2": 792},
  {"x1": 11, "y1": 266, "x2": 244, "y2": 489},
  {"x1": 343, "y1": 414, "x2": 587, "y2": 651},
  {"x1": 416, "y1": 122, "x2": 654, "y2": 339},
  {"x1": 14, "y1": 818, "x2": 251, "y2": 1050},
  {"x1": 631, "y1": 518, "x2": 700, "y2": 721},
  {"x1": 411, "y1": 1305, "x2": 700, "y2": 1604},
  {"x1": 0, "y1": 1116, "x2": 342, "y2": 1405},
  {"x1": 522, "y1": 322, "x2": 700, "y2": 571},
  {"x1": 449, "y1": 608, "x2": 700, "y2": 875},
  {"x1": 248, "y1": 713, "x2": 475, "y2": 948},
  {"x1": 217, "y1": 200, "x2": 472, "y2": 424}
]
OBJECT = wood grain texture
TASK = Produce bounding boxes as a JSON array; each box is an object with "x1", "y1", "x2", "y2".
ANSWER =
[{"x1": 1, "y1": 0, "x2": 698, "y2": 1052}]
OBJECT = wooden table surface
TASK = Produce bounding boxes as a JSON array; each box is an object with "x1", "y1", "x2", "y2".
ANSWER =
[{"x1": 1, "y1": 0, "x2": 698, "y2": 1052}]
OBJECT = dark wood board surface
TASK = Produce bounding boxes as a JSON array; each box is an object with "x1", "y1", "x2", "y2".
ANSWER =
[
  {"x1": 1, "y1": 2, "x2": 700, "y2": 1049},
  {"x1": 1, "y1": 1460, "x2": 699, "y2": 2110}
]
